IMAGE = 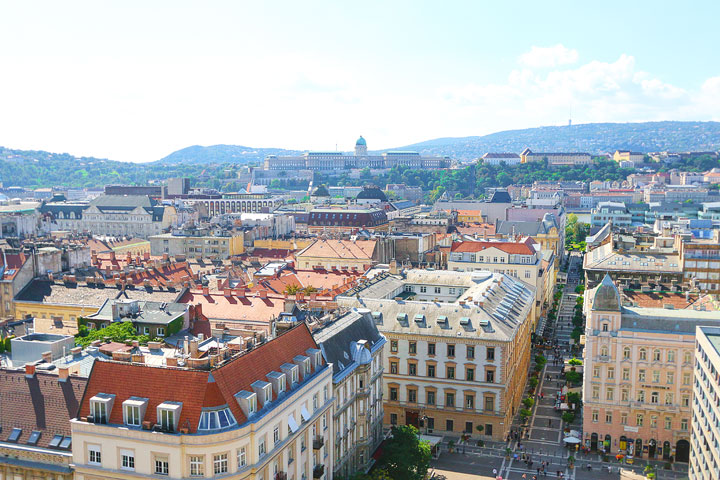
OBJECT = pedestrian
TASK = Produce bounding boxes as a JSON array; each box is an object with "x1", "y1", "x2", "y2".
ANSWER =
[
  {"x1": 537, "y1": 467, "x2": 541, "y2": 476},
  {"x1": 549, "y1": 418, "x2": 552, "y2": 427},
  {"x1": 493, "y1": 468, "x2": 498, "y2": 477}
]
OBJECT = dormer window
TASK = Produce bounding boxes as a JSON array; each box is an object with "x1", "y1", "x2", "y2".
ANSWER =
[
  {"x1": 157, "y1": 402, "x2": 182, "y2": 432},
  {"x1": 198, "y1": 407, "x2": 237, "y2": 431},
  {"x1": 235, "y1": 390, "x2": 258, "y2": 418},
  {"x1": 90, "y1": 393, "x2": 116, "y2": 424},
  {"x1": 306, "y1": 348, "x2": 322, "y2": 371},
  {"x1": 123, "y1": 397, "x2": 148, "y2": 427},
  {"x1": 281, "y1": 363, "x2": 299, "y2": 386}
]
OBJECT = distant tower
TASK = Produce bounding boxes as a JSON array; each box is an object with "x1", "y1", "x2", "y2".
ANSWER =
[
  {"x1": 568, "y1": 118, "x2": 572, "y2": 126},
  {"x1": 355, "y1": 135, "x2": 367, "y2": 156}
]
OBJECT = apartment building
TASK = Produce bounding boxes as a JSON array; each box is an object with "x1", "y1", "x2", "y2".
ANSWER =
[
  {"x1": 337, "y1": 269, "x2": 536, "y2": 442},
  {"x1": 313, "y1": 309, "x2": 385, "y2": 478},
  {"x1": 71, "y1": 324, "x2": 335, "y2": 480},
  {"x1": 690, "y1": 326, "x2": 720, "y2": 479},
  {"x1": 679, "y1": 230, "x2": 720, "y2": 294},
  {"x1": 150, "y1": 231, "x2": 245, "y2": 259},
  {"x1": 581, "y1": 275, "x2": 720, "y2": 461},
  {"x1": 590, "y1": 202, "x2": 632, "y2": 227},
  {"x1": 520, "y1": 149, "x2": 592, "y2": 166},
  {"x1": 295, "y1": 240, "x2": 378, "y2": 272}
]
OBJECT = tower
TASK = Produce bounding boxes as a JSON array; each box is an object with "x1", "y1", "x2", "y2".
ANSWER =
[{"x1": 355, "y1": 136, "x2": 367, "y2": 156}]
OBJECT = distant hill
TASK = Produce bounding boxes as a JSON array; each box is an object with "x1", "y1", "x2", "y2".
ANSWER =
[
  {"x1": 394, "y1": 121, "x2": 720, "y2": 160},
  {"x1": 157, "y1": 144, "x2": 301, "y2": 165}
]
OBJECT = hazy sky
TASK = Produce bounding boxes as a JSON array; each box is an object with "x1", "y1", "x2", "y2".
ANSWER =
[{"x1": 1, "y1": 0, "x2": 719, "y2": 162}]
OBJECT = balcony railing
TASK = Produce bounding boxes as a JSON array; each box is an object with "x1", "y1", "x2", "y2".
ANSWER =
[
  {"x1": 313, "y1": 464, "x2": 325, "y2": 479},
  {"x1": 313, "y1": 436, "x2": 325, "y2": 450}
]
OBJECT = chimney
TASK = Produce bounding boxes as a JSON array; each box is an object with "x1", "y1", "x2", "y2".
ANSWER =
[
  {"x1": 41, "y1": 351, "x2": 53, "y2": 363},
  {"x1": 48, "y1": 272, "x2": 54, "y2": 282},
  {"x1": 217, "y1": 279, "x2": 223, "y2": 290},
  {"x1": 70, "y1": 346, "x2": 82, "y2": 357},
  {"x1": 259, "y1": 290, "x2": 268, "y2": 299},
  {"x1": 109, "y1": 251, "x2": 116, "y2": 261},
  {"x1": 389, "y1": 259, "x2": 398, "y2": 275},
  {"x1": 132, "y1": 353, "x2": 145, "y2": 363},
  {"x1": 190, "y1": 339, "x2": 199, "y2": 358},
  {"x1": 143, "y1": 251, "x2": 150, "y2": 261},
  {"x1": 132, "y1": 340, "x2": 140, "y2": 348},
  {"x1": 91, "y1": 250, "x2": 98, "y2": 265},
  {"x1": 58, "y1": 366, "x2": 70, "y2": 382},
  {"x1": 112, "y1": 351, "x2": 132, "y2": 362},
  {"x1": 25, "y1": 364, "x2": 36, "y2": 378},
  {"x1": 162, "y1": 253, "x2": 170, "y2": 262},
  {"x1": 202, "y1": 286, "x2": 210, "y2": 296},
  {"x1": 166, "y1": 356, "x2": 178, "y2": 367}
]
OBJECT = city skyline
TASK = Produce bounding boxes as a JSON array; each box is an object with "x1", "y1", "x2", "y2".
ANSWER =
[{"x1": 0, "y1": 0, "x2": 719, "y2": 162}]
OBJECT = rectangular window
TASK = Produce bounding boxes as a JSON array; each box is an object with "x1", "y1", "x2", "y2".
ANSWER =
[
  {"x1": 466, "y1": 368, "x2": 475, "y2": 381},
  {"x1": 124, "y1": 404, "x2": 141, "y2": 426},
  {"x1": 465, "y1": 421, "x2": 473, "y2": 433},
  {"x1": 622, "y1": 368, "x2": 630, "y2": 380},
  {"x1": 592, "y1": 411, "x2": 598, "y2": 423},
  {"x1": 121, "y1": 450, "x2": 135, "y2": 470},
  {"x1": 409, "y1": 342, "x2": 417, "y2": 354},
  {"x1": 447, "y1": 344, "x2": 455, "y2": 357},
  {"x1": 446, "y1": 419, "x2": 454, "y2": 431},
  {"x1": 427, "y1": 391, "x2": 436, "y2": 405},
  {"x1": 259, "y1": 437, "x2": 266, "y2": 457},
  {"x1": 486, "y1": 347, "x2": 495, "y2": 360},
  {"x1": 665, "y1": 417, "x2": 672, "y2": 429},
  {"x1": 683, "y1": 373, "x2": 692, "y2": 385},
  {"x1": 390, "y1": 413, "x2": 398, "y2": 425},
  {"x1": 160, "y1": 409, "x2": 175, "y2": 432},
  {"x1": 593, "y1": 366, "x2": 600, "y2": 378},
  {"x1": 408, "y1": 363, "x2": 417, "y2": 376},
  {"x1": 447, "y1": 366, "x2": 455, "y2": 379},
  {"x1": 390, "y1": 387, "x2": 398, "y2": 401},
  {"x1": 91, "y1": 401, "x2": 108, "y2": 424},
  {"x1": 434, "y1": 287, "x2": 441, "y2": 294},
  {"x1": 638, "y1": 370, "x2": 646, "y2": 382},
  {"x1": 606, "y1": 388, "x2": 614, "y2": 401},
  {"x1": 390, "y1": 340, "x2": 398, "y2": 353},
  {"x1": 408, "y1": 389, "x2": 417, "y2": 403},
  {"x1": 607, "y1": 367, "x2": 615, "y2": 379},
  {"x1": 652, "y1": 370, "x2": 660, "y2": 383},
  {"x1": 445, "y1": 392, "x2": 455, "y2": 407},
  {"x1": 484, "y1": 396, "x2": 494, "y2": 411},
  {"x1": 390, "y1": 361, "x2": 398, "y2": 374},
  {"x1": 274, "y1": 426, "x2": 280, "y2": 445},
  {"x1": 606, "y1": 412, "x2": 612, "y2": 424},
  {"x1": 157, "y1": 327, "x2": 165, "y2": 336},
  {"x1": 238, "y1": 447, "x2": 247, "y2": 467},
  {"x1": 636, "y1": 414, "x2": 644, "y2": 427},
  {"x1": 428, "y1": 343, "x2": 436, "y2": 355},
  {"x1": 88, "y1": 445, "x2": 101, "y2": 465},
  {"x1": 427, "y1": 364, "x2": 436, "y2": 377},
  {"x1": 155, "y1": 457, "x2": 169, "y2": 475},
  {"x1": 214, "y1": 454, "x2": 228, "y2": 474},
  {"x1": 467, "y1": 346, "x2": 475, "y2": 359},
  {"x1": 620, "y1": 413, "x2": 628, "y2": 425},
  {"x1": 190, "y1": 456, "x2": 204, "y2": 476},
  {"x1": 465, "y1": 395, "x2": 474, "y2": 409},
  {"x1": 666, "y1": 372, "x2": 674, "y2": 384},
  {"x1": 681, "y1": 418, "x2": 688, "y2": 431},
  {"x1": 485, "y1": 370, "x2": 494, "y2": 383}
]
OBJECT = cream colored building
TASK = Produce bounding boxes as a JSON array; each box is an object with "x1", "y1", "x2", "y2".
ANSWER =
[
  {"x1": 150, "y1": 231, "x2": 245, "y2": 259},
  {"x1": 337, "y1": 269, "x2": 536, "y2": 442},
  {"x1": 313, "y1": 309, "x2": 385, "y2": 478},
  {"x1": 71, "y1": 324, "x2": 335, "y2": 480},
  {"x1": 295, "y1": 239, "x2": 378, "y2": 272},
  {"x1": 581, "y1": 275, "x2": 720, "y2": 462}
]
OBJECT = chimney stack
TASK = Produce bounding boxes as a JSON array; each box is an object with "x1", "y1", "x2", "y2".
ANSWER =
[
  {"x1": 58, "y1": 366, "x2": 70, "y2": 382},
  {"x1": 41, "y1": 351, "x2": 53, "y2": 363},
  {"x1": 25, "y1": 364, "x2": 36, "y2": 378}
]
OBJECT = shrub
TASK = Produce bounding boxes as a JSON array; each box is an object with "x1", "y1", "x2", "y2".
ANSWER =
[
  {"x1": 535, "y1": 354, "x2": 547, "y2": 366},
  {"x1": 529, "y1": 377, "x2": 539, "y2": 388},
  {"x1": 565, "y1": 371, "x2": 582, "y2": 385},
  {"x1": 568, "y1": 358, "x2": 583, "y2": 366},
  {"x1": 520, "y1": 408, "x2": 532, "y2": 420},
  {"x1": 561, "y1": 412, "x2": 575, "y2": 424},
  {"x1": 523, "y1": 397, "x2": 535, "y2": 409},
  {"x1": 574, "y1": 285, "x2": 585, "y2": 294}
]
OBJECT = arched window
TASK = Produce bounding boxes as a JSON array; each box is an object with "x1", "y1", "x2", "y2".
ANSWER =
[
  {"x1": 623, "y1": 347, "x2": 631, "y2": 360},
  {"x1": 601, "y1": 346, "x2": 609, "y2": 357},
  {"x1": 639, "y1": 348, "x2": 647, "y2": 361},
  {"x1": 653, "y1": 349, "x2": 661, "y2": 362},
  {"x1": 667, "y1": 351, "x2": 675, "y2": 363}
]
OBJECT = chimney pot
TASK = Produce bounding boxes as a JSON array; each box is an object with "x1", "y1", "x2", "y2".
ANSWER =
[{"x1": 70, "y1": 346, "x2": 82, "y2": 357}]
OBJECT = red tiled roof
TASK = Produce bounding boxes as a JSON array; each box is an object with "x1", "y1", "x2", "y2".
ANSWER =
[
  {"x1": 0, "y1": 369, "x2": 87, "y2": 448},
  {"x1": 297, "y1": 239, "x2": 376, "y2": 260},
  {"x1": 79, "y1": 324, "x2": 320, "y2": 432},
  {"x1": 178, "y1": 290, "x2": 286, "y2": 329},
  {"x1": 0, "y1": 252, "x2": 28, "y2": 280},
  {"x1": 450, "y1": 240, "x2": 535, "y2": 255}
]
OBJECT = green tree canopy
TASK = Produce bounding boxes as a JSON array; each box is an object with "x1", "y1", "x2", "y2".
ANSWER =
[{"x1": 376, "y1": 425, "x2": 431, "y2": 480}]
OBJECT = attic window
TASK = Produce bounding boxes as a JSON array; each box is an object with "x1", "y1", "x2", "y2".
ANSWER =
[
  {"x1": 198, "y1": 407, "x2": 237, "y2": 431},
  {"x1": 396, "y1": 313, "x2": 408, "y2": 322},
  {"x1": 59, "y1": 436, "x2": 72, "y2": 449},
  {"x1": 437, "y1": 315, "x2": 448, "y2": 324},
  {"x1": 8, "y1": 428, "x2": 21, "y2": 442},
  {"x1": 90, "y1": 393, "x2": 115, "y2": 424},
  {"x1": 157, "y1": 402, "x2": 182, "y2": 432},
  {"x1": 27, "y1": 430, "x2": 41, "y2": 445},
  {"x1": 459, "y1": 317, "x2": 471, "y2": 325},
  {"x1": 49, "y1": 434, "x2": 63, "y2": 448},
  {"x1": 414, "y1": 314, "x2": 425, "y2": 323}
]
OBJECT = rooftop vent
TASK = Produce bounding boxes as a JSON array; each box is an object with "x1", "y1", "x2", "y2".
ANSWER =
[{"x1": 459, "y1": 317, "x2": 470, "y2": 326}]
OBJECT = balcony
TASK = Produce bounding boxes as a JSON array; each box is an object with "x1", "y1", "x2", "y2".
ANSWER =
[
  {"x1": 595, "y1": 355, "x2": 611, "y2": 363},
  {"x1": 313, "y1": 436, "x2": 325, "y2": 450},
  {"x1": 313, "y1": 464, "x2": 325, "y2": 479}
]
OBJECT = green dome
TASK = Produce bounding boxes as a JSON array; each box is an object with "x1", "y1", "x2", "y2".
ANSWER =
[{"x1": 356, "y1": 136, "x2": 366, "y2": 146}]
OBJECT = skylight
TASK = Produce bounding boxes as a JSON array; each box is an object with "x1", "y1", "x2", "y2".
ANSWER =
[
  {"x1": 59, "y1": 436, "x2": 72, "y2": 449},
  {"x1": 49, "y1": 434, "x2": 63, "y2": 448},
  {"x1": 27, "y1": 431, "x2": 41, "y2": 445},
  {"x1": 8, "y1": 428, "x2": 22, "y2": 442}
]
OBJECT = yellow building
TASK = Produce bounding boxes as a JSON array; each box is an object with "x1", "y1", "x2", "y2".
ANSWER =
[
  {"x1": 454, "y1": 210, "x2": 485, "y2": 223},
  {"x1": 295, "y1": 239, "x2": 378, "y2": 272}
]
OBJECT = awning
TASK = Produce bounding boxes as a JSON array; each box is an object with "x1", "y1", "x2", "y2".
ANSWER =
[
  {"x1": 288, "y1": 414, "x2": 299, "y2": 433},
  {"x1": 563, "y1": 437, "x2": 581, "y2": 444},
  {"x1": 301, "y1": 406, "x2": 311, "y2": 422}
]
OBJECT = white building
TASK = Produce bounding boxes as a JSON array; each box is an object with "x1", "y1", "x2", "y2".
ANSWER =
[
  {"x1": 690, "y1": 326, "x2": 720, "y2": 479},
  {"x1": 71, "y1": 324, "x2": 335, "y2": 480}
]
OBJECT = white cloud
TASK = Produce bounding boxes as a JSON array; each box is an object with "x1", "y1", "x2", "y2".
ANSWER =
[{"x1": 518, "y1": 44, "x2": 579, "y2": 68}]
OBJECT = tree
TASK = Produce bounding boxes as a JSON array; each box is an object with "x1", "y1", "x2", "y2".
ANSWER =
[
  {"x1": 376, "y1": 425, "x2": 431, "y2": 480},
  {"x1": 284, "y1": 284, "x2": 301, "y2": 295}
]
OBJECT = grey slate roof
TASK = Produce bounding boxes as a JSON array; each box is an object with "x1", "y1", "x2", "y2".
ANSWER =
[
  {"x1": 87, "y1": 299, "x2": 186, "y2": 325},
  {"x1": 313, "y1": 309, "x2": 384, "y2": 378}
]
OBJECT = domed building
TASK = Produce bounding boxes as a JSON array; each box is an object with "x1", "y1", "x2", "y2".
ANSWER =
[
  {"x1": 310, "y1": 184, "x2": 330, "y2": 199},
  {"x1": 355, "y1": 185, "x2": 387, "y2": 205},
  {"x1": 355, "y1": 136, "x2": 367, "y2": 156}
]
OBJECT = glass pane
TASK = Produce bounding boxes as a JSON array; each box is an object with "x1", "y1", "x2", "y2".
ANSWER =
[{"x1": 218, "y1": 410, "x2": 229, "y2": 428}]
